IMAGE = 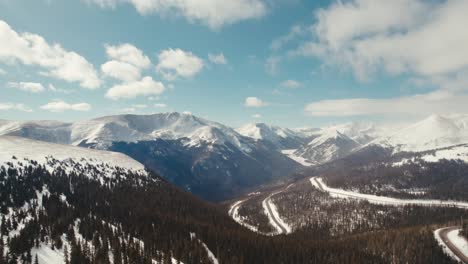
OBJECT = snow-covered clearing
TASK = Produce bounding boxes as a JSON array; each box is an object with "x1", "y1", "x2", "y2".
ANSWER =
[
  {"x1": 0, "y1": 136, "x2": 146, "y2": 174},
  {"x1": 281, "y1": 149, "x2": 313, "y2": 166},
  {"x1": 310, "y1": 177, "x2": 468, "y2": 208},
  {"x1": 30, "y1": 235, "x2": 71, "y2": 264}
]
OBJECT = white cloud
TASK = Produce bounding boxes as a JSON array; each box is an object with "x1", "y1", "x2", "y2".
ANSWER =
[
  {"x1": 244, "y1": 97, "x2": 267, "y2": 107},
  {"x1": 133, "y1": 104, "x2": 148, "y2": 108},
  {"x1": 0, "y1": 20, "x2": 100, "y2": 89},
  {"x1": 154, "y1": 103, "x2": 167, "y2": 108},
  {"x1": 86, "y1": 0, "x2": 267, "y2": 29},
  {"x1": 252, "y1": 113, "x2": 262, "y2": 118},
  {"x1": 265, "y1": 56, "x2": 280, "y2": 75},
  {"x1": 105, "y1": 43, "x2": 151, "y2": 69},
  {"x1": 0, "y1": 68, "x2": 6, "y2": 75},
  {"x1": 8, "y1": 81, "x2": 45, "y2": 93},
  {"x1": 293, "y1": 0, "x2": 468, "y2": 83},
  {"x1": 105, "y1": 76, "x2": 165, "y2": 99},
  {"x1": 101, "y1": 44, "x2": 151, "y2": 82},
  {"x1": 40, "y1": 100, "x2": 91, "y2": 112},
  {"x1": 208, "y1": 53, "x2": 227, "y2": 65},
  {"x1": 101, "y1": 60, "x2": 142, "y2": 82},
  {"x1": 120, "y1": 107, "x2": 138, "y2": 113},
  {"x1": 271, "y1": 25, "x2": 307, "y2": 51},
  {"x1": 48, "y1": 84, "x2": 73, "y2": 93},
  {"x1": 156, "y1": 49, "x2": 204, "y2": 80},
  {"x1": 119, "y1": 104, "x2": 149, "y2": 113},
  {"x1": 0, "y1": 103, "x2": 32, "y2": 112},
  {"x1": 280, "y1": 79, "x2": 301, "y2": 89},
  {"x1": 304, "y1": 90, "x2": 468, "y2": 117}
]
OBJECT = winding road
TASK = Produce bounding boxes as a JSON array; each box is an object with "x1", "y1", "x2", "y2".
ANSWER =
[
  {"x1": 311, "y1": 177, "x2": 468, "y2": 263},
  {"x1": 436, "y1": 227, "x2": 468, "y2": 263},
  {"x1": 229, "y1": 186, "x2": 292, "y2": 235},
  {"x1": 310, "y1": 177, "x2": 468, "y2": 209},
  {"x1": 262, "y1": 193, "x2": 289, "y2": 234},
  {"x1": 228, "y1": 199, "x2": 260, "y2": 233}
]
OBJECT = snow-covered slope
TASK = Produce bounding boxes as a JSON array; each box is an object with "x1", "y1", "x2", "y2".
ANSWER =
[
  {"x1": 293, "y1": 130, "x2": 360, "y2": 165},
  {"x1": 0, "y1": 113, "x2": 251, "y2": 151},
  {"x1": 236, "y1": 123, "x2": 305, "y2": 149},
  {"x1": 373, "y1": 114, "x2": 468, "y2": 152},
  {"x1": 0, "y1": 136, "x2": 146, "y2": 175}
]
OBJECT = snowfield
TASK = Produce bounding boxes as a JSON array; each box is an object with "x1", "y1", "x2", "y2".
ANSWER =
[
  {"x1": 310, "y1": 177, "x2": 468, "y2": 208},
  {"x1": 372, "y1": 114, "x2": 468, "y2": 152},
  {"x1": 281, "y1": 149, "x2": 313, "y2": 166},
  {"x1": 0, "y1": 136, "x2": 146, "y2": 175}
]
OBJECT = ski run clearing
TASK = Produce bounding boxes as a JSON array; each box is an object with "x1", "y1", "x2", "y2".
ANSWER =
[{"x1": 310, "y1": 177, "x2": 468, "y2": 209}]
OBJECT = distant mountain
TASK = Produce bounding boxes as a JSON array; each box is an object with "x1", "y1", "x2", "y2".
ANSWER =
[
  {"x1": 372, "y1": 114, "x2": 468, "y2": 152},
  {"x1": 293, "y1": 130, "x2": 360, "y2": 165},
  {"x1": 0, "y1": 113, "x2": 301, "y2": 201},
  {"x1": 236, "y1": 123, "x2": 306, "y2": 149}
]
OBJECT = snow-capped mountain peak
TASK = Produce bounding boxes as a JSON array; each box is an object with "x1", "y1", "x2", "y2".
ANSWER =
[
  {"x1": 0, "y1": 112, "x2": 250, "y2": 150},
  {"x1": 237, "y1": 123, "x2": 295, "y2": 140},
  {"x1": 236, "y1": 123, "x2": 305, "y2": 149},
  {"x1": 373, "y1": 114, "x2": 468, "y2": 152}
]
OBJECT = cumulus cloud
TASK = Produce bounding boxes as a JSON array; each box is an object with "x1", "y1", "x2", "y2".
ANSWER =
[
  {"x1": 41, "y1": 100, "x2": 92, "y2": 112},
  {"x1": 101, "y1": 60, "x2": 142, "y2": 82},
  {"x1": 208, "y1": 53, "x2": 227, "y2": 65},
  {"x1": 271, "y1": 25, "x2": 307, "y2": 51},
  {"x1": 8, "y1": 81, "x2": 45, "y2": 93},
  {"x1": 154, "y1": 103, "x2": 167, "y2": 108},
  {"x1": 280, "y1": 79, "x2": 301, "y2": 89},
  {"x1": 245, "y1": 97, "x2": 267, "y2": 107},
  {"x1": 0, "y1": 20, "x2": 100, "y2": 89},
  {"x1": 292, "y1": 0, "x2": 468, "y2": 83},
  {"x1": 86, "y1": 0, "x2": 267, "y2": 29},
  {"x1": 252, "y1": 113, "x2": 262, "y2": 118},
  {"x1": 156, "y1": 49, "x2": 204, "y2": 80},
  {"x1": 0, "y1": 103, "x2": 32, "y2": 112},
  {"x1": 105, "y1": 76, "x2": 165, "y2": 99},
  {"x1": 304, "y1": 90, "x2": 468, "y2": 117},
  {"x1": 105, "y1": 43, "x2": 151, "y2": 69},
  {"x1": 101, "y1": 44, "x2": 151, "y2": 82}
]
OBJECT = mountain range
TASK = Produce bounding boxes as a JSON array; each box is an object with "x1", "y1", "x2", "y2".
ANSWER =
[{"x1": 2, "y1": 112, "x2": 468, "y2": 200}]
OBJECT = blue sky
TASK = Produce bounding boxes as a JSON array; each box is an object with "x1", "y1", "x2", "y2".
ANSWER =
[{"x1": 1, "y1": 0, "x2": 468, "y2": 128}]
